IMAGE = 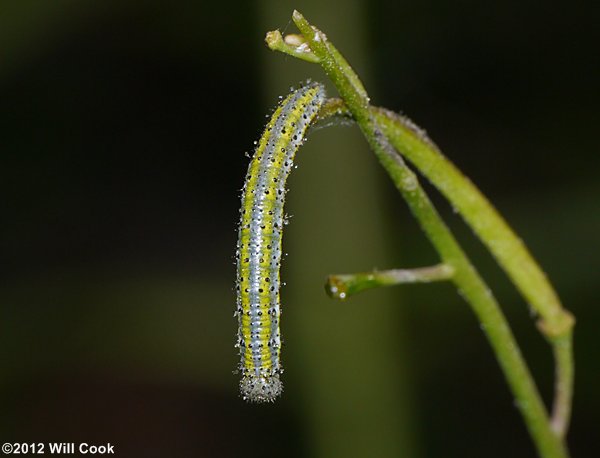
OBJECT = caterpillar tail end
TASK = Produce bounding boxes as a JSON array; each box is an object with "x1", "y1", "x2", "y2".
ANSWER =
[{"x1": 240, "y1": 374, "x2": 283, "y2": 403}]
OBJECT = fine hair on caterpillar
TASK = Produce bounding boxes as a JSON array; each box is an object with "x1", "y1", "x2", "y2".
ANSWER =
[{"x1": 235, "y1": 82, "x2": 326, "y2": 402}]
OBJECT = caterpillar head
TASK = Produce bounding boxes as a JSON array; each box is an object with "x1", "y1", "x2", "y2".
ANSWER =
[{"x1": 240, "y1": 374, "x2": 283, "y2": 403}]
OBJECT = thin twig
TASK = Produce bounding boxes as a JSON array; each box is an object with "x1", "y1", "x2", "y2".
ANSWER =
[
  {"x1": 326, "y1": 264, "x2": 454, "y2": 300},
  {"x1": 551, "y1": 333, "x2": 574, "y2": 438},
  {"x1": 265, "y1": 30, "x2": 320, "y2": 63}
]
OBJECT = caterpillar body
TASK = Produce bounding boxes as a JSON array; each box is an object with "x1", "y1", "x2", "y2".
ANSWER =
[{"x1": 235, "y1": 83, "x2": 326, "y2": 402}]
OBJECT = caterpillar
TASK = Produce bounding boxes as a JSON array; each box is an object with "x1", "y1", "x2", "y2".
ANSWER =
[{"x1": 235, "y1": 83, "x2": 326, "y2": 402}]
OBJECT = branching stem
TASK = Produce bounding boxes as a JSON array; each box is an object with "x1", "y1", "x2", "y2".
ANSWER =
[
  {"x1": 264, "y1": 10, "x2": 574, "y2": 458},
  {"x1": 318, "y1": 98, "x2": 574, "y2": 440}
]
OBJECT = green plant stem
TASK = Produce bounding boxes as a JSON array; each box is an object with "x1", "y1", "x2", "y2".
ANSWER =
[
  {"x1": 372, "y1": 106, "x2": 575, "y2": 440},
  {"x1": 265, "y1": 10, "x2": 571, "y2": 458},
  {"x1": 320, "y1": 97, "x2": 574, "y2": 334},
  {"x1": 326, "y1": 264, "x2": 454, "y2": 299},
  {"x1": 265, "y1": 30, "x2": 321, "y2": 63},
  {"x1": 551, "y1": 332, "x2": 574, "y2": 438},
  {"x1": 319, "y1": 98, "x2": 575, "y2": 441},
  {"x1": 371, "y1": 109, "x2": 575, "y2": 337}
]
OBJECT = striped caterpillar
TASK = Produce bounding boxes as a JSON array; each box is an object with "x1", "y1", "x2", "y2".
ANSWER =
[{"x1": 235, "y1": 83, "x2": 326, "y2": 402}]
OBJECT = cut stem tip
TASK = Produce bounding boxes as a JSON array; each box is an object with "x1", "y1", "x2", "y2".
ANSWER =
[{"x1": 326, "y1": 264, "x2": 454, "y2": 300}]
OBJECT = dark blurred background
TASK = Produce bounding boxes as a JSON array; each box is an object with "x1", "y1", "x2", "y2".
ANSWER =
[{"x1": 1, "y1": 0, "x2": 598, "y2": 456}]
